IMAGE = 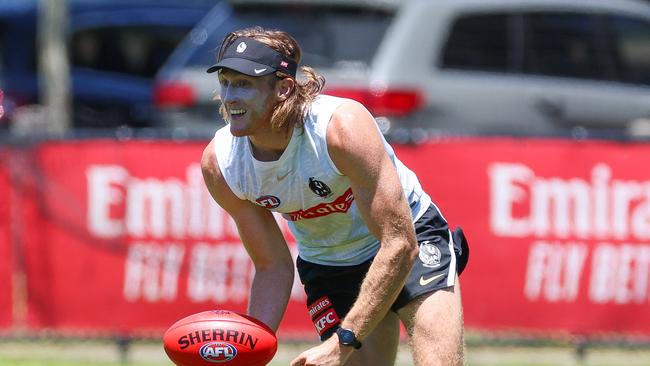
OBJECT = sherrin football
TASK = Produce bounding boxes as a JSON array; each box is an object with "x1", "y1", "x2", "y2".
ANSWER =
[{"x1": 163, "y1": 310, "x2": 277, "y2": 366}]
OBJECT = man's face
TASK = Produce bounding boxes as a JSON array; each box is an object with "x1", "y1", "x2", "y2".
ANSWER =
[{"x1": 218, "y1": 69, "x2": 277, "y2": 137}]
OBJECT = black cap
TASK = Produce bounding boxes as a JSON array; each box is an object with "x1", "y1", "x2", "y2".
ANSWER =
[{"x1": 206, "y1": 37, "x2": 297, "y2": 77}]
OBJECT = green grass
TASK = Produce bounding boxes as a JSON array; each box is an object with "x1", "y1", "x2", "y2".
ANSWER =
[{"x1": 1, "y1": 340, "x2": 650, "y2": 366}]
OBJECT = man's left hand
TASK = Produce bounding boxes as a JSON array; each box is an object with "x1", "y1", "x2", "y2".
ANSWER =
[{"x1": 290, "y1": 335, "x2": 354, "y2": 366}]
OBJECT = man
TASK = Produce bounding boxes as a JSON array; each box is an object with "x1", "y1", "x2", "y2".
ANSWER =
[{"x1": 201, "y1": 26, "x2": 469, "y2": 366}]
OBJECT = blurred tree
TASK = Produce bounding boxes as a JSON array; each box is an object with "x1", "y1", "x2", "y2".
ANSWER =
[{"x1": 38, "y1": 0, "x2": 71, "y2": 134}]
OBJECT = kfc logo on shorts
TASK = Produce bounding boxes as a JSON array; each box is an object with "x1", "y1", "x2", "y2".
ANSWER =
[
  {"x1": 313, "y1": 308, "x2": 340, "y2": 336},
  {"x1": 255, "y1": 195, "x2": 281, "y2": 209}
]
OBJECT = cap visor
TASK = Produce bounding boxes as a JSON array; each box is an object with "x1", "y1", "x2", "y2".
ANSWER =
[{"x1": 206, "y1": 58, "x2": 275, "y2": 76}]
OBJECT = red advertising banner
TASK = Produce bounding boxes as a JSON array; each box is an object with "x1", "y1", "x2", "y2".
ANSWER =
[
  {"x1": 0, "y1": 150, "x2": 13, "y2": 329},
  {"x1": 5, "y1": 137, "x2": 650, "y2": 338},
  {"x1": 18, "y1": 140, "x2": 311, "y2": 337},
  {"x1": 396, "y1": 138, "x2": 650, "y2": 336}
]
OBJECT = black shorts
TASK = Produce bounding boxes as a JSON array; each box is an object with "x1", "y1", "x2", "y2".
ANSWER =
[{"x1": 296, "y1": 204, "x2": 470, "y2": 340}]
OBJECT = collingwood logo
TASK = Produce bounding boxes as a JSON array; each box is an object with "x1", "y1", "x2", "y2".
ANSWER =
[
  {"x1": 236, "y1": 41, "x2": 247, "y2": 53},
  {"x1": 419, "y1": 240, "x2": 442, "y2": 268},
  {"x1": 309, "y1": 177, "x2": 332, "y2": 198}
]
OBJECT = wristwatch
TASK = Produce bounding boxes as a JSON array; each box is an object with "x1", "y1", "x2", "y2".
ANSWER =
[{"x1": 336, "y1": 327, "x2": 362, "y2": 349}]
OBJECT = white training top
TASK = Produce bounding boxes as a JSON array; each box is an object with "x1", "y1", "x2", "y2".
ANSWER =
[{"x1": 213, "y1": 95, "x2": 432, "y2": 266}]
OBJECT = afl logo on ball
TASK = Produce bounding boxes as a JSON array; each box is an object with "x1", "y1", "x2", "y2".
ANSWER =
[
  {"x1": 308, "y1": 177, "x2": 332, "y2": 198},
  {"x1": 199, "y1": 342, "x2": 237, "y2": 362},
  {"x1": 255, "y1": 195, "x2": 281, "y2": 209}
]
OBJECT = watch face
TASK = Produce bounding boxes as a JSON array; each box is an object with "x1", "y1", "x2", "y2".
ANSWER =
[
  {"x1": 337, "y1": 328, "x2": 360, "y2": 348},
  {"x1": 339, "y1": 330, "x2": 353, "y2": 343}
]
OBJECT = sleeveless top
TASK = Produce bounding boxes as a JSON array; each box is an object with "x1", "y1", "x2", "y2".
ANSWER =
[{"x1": 213, "y1": 95, "x2": 432, "y2": 266}]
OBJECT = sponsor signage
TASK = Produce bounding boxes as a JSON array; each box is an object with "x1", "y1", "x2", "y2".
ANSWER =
[
  {"x1": 9, "y1": 141, "x2": 309, "y2": 334},
  {"x1": 0, "y1": 152, "x2": 12, "y2": 329},
  {"x1": 308, "y1": 296, "x2": 339, "y2": 336},
  {"x1": 313, "y1": 309, "x2": 339, "y2": 336},
  {"x1": 2, "y1": 138, "x2": 650, "y2": 337},
  {"x1": 285, "y1": 188, "x2": 354, "y2": 221},
  {"x1": 396, "y1": 138, "x2": 650, "y2": 334}
]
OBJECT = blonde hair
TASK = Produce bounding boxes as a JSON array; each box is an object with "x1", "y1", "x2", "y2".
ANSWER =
[{"x1": 217, "y1": 26, "x2": 325, "y2": 131}]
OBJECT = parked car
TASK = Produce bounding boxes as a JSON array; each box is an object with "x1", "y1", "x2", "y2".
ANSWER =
[
  {"x1": 154, "y1": 0, "x2": 650, "y2": 139},
  {"x1": 0, "y1": 0, "x2": 217, "y2": 130},
  {"x1": 153, "y1": 0, "x2": 397, "y2": 135}
]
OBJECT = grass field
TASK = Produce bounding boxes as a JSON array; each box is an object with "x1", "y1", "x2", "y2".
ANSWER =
[{"x1": 1, "y1": 340, "x2": 650, "y2": 366}]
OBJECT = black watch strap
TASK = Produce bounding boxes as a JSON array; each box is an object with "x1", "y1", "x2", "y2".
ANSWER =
[{"x1": 336, "y1": 327, "x2": 362, "y2": 349}]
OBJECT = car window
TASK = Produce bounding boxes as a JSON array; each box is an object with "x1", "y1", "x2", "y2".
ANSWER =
[
  {"x1": 0, "y1": 23, "x2": 5, "y2": 81},
  {"x1": 184, "y1": 5, "x2": 393, "y2": 69},
  {"x1": 607, "y1": 15, "x2": 650, "y2": 86},
  {"x1": 523, "y1": 12, "x2": 604, "y2": 80},
  {"x1": 71, "y1": 26, "x2": 190, "y2": 78},
  {"x1": 0, "y1": 19, "x2": 37, "y2": 74},
  {"x1": 441, "y1": 13, "x2": 510, "y2": 72}
]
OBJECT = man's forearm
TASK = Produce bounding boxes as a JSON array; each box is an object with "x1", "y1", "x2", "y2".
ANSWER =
[
  {"x1": 248, "y1": 266, "x2": 294, "y2": 332},
  {"x1": 341, "y1": 239, "x2": 418, "y2": 339}
]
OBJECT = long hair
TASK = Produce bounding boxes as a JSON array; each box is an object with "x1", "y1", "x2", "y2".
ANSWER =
[{"x1": 216, "y1": 26, "x2": 325, "y2": 131}]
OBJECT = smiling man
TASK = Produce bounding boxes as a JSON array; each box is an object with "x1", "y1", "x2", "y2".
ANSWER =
[{"x1": 200, "y1": 26, "x2": 469, "y2": 366}]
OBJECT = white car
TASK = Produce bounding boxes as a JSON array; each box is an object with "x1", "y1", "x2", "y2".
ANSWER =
[{"x1": 154, "y1": 0, "x2": 650, "y2": 139}]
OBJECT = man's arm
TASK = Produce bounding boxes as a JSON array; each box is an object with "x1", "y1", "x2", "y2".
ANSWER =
[
  {"x1": 290, "y1": 101, "x2": 418, "y2": 366},
  {"x1": 201, "y1": 139, "x2": 294, "y2": 331},
  {"x1": 327, "y1": 100, "x2": 419, "y2": 340}
]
